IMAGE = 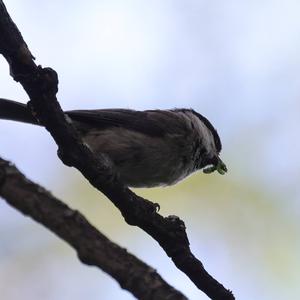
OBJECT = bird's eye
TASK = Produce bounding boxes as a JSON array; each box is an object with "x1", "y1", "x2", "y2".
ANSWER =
[{"x1": 200, "y1": 148, "x2": 207, "y2": 156}]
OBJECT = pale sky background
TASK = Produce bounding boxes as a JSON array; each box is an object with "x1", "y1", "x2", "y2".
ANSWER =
[{"x1": 0, "y1": 1, "x2": 300, "y2": 299}]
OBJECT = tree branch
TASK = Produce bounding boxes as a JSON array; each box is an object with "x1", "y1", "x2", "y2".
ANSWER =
[
  {"x1": 0, "y1": 157, "x2": 187, "y2": 300},
  {"x1": 0, "y1": 1, "x2": 234, "y2": 299}
]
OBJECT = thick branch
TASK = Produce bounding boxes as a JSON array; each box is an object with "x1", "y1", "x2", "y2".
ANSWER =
[
  {"x1": 0, "y1": 157, "x2": 187, "y2": 300},
  {"x1": 0, "y1": 2, "x2": 234, "y2": 299}
]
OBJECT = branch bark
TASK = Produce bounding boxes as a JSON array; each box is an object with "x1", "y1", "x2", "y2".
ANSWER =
[
  {"x1": 0, "y1": 157, "x2": 187, "y2": 300},
  {"x1": 0, "y1": 1, "x2": 235, "y2": 299}
]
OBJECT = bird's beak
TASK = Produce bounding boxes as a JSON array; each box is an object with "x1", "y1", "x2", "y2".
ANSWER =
[{"x1": 203, "y1": 157, "x2": 228, "y2": 175}]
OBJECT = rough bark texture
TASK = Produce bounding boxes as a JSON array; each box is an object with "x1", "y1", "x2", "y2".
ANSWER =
[
  {"x1": 0, "y1": 1, "x2": 235, "y2": 299},
  {"x1": 0, "y1": 157, "x2": 187, "y2": 300}
]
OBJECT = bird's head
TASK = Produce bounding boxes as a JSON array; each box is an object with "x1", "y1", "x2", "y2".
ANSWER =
[{"x1": 190, "y1": 110, "x2": 228, "y2": 175}]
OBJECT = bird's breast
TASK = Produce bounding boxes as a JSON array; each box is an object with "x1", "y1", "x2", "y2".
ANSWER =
[{"x1": 82, "y1": 128, "x2": 196, "y2": 187}]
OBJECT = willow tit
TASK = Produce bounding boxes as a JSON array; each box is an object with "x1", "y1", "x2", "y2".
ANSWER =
[{"x1": 0, "y1": 98, "x2": 227, "y2": 187}]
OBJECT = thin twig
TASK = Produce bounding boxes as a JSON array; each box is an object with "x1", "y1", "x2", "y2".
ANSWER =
[{"x1": 0, "y1": 157, "x2": 187, "y2": 300}]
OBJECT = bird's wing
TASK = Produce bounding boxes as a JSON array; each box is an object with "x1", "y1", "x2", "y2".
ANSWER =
[{"x1": 66, "y1": 108, "x2": 186, "y2": 137}]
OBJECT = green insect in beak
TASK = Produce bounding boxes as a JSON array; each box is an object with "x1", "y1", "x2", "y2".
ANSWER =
[{"x1": 203, "y1": 157, "x2": 228, "y2": 175}]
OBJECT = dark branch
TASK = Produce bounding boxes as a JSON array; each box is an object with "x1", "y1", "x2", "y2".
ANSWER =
[
  {"x1": 0, "y1": 1, "x2": 234, "y2": 299},
  {"x1": 0, "y1": 157, "x2": 187, "y2": 300}
]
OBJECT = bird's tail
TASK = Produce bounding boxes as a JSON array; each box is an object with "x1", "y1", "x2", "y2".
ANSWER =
[{"x1": 0, "y1": 98, "x2": 39, "y2": 125}]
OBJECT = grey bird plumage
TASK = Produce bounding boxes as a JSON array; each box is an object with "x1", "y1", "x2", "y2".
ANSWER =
[{"x1": 0, "y1": 98, "x2": 227, "y2": 187}]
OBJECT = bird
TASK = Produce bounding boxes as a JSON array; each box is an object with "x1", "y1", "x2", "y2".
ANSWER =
[{"x1": 0, "y1": 98, "x2": 227, "y2": 187}]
